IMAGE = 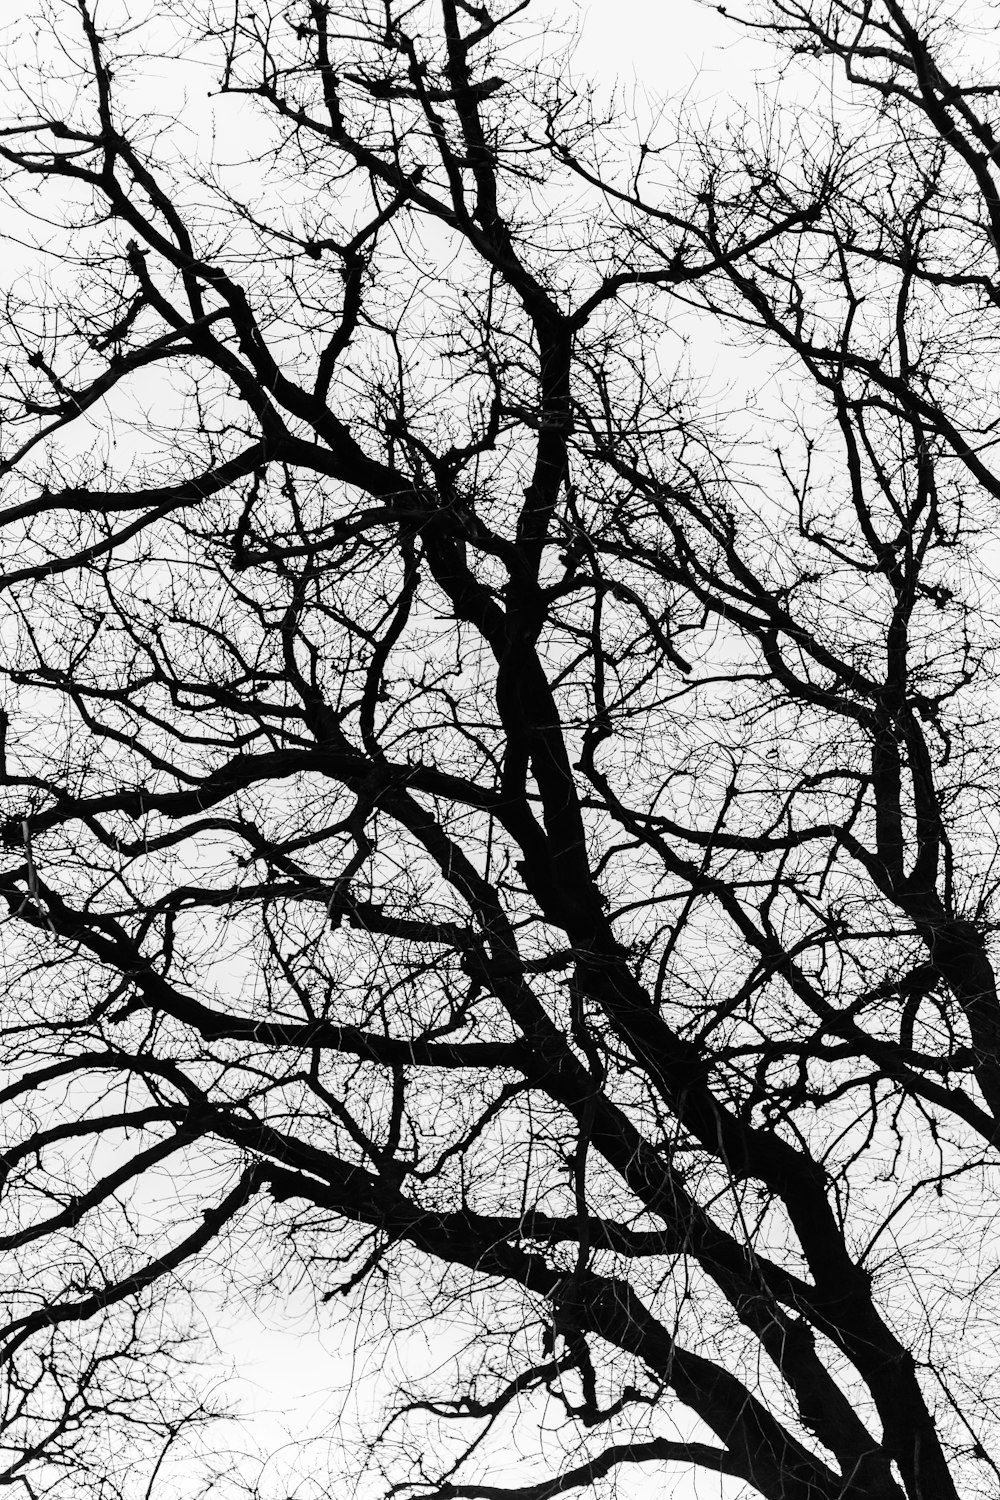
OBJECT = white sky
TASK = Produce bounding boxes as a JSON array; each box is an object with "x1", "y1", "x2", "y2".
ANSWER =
[{"x1": 574, "y1": 0, "x2": 754, "y2": 96}]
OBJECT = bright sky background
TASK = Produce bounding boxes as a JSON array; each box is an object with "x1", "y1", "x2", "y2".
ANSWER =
[{"x1": 575, "y1": 0, "x2": 755, "y2": 96}]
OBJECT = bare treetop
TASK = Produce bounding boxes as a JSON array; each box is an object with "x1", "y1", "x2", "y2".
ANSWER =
[{"x1": 0, "y1": 2, "x2": 999, "y2": 1497}]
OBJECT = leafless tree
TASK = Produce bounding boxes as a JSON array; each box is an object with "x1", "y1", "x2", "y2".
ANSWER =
[{"x1": 1, "y1": 1, "x2": 1000, "y2": 1496}]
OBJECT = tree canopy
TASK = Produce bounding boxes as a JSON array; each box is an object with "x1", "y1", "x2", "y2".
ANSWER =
[{"x1": 2, "y1": 1, "x2": 1000, "y2": 1497}]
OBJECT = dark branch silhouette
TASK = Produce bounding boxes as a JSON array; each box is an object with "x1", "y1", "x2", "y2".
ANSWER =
[{"x1": 1, "y1": 1, "x2": 999, "y2": 1496}]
